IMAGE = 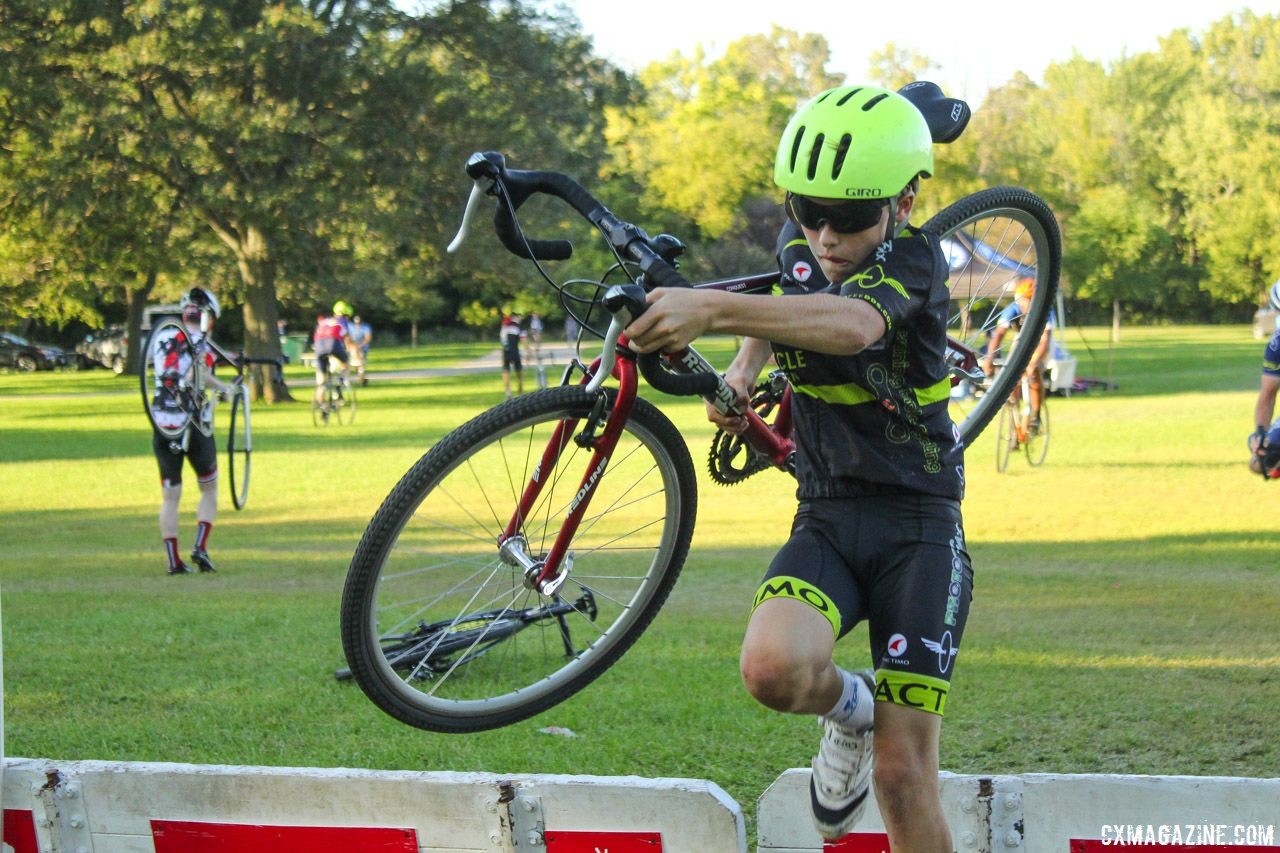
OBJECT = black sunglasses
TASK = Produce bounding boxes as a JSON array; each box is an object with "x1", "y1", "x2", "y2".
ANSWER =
[{"x1": 785, "y1": 192, "x2": 889, "y2": 234}]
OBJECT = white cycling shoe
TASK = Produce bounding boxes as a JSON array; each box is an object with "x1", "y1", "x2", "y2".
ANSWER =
[{"x1": 809, "y1": 671, "x2": 875, "y2": 840}]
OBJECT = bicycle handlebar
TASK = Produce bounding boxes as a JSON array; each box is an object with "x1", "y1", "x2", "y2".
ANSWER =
[
  {"x1": 449, "y1": 151, "x2": 691, "y2": 286},
  {"x1": 447, "y1": 150, "x2": 751, "y2": 413}
]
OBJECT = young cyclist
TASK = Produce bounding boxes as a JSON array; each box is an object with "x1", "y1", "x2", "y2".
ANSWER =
[
  {"x1": 313, "y1": 301, "x2": 353, "y2": 403},
  {"x1": 500, "y1": 310, "x2": 525, "y2": 398},
  {"x1": 623, "y1": 85, "x2": 970, "y2": 851},
  {"x1": 980, "y1": 275, "x2": 1053, "y2": 432},
  {"x1": 148, "y1": 287, "x2": 231, "y2": 575},
  {"x1": 1248, "y1": 280, "x2": 1280, "y2": 477}
]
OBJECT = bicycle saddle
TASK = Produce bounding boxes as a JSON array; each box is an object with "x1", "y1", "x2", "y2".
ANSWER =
[{"x1": 898, "y1": 81, "x2": 970, "y2": 144}]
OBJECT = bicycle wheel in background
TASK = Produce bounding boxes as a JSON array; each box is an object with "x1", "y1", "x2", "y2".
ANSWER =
[
  {"x1": 140, "y1": 318, "x2": 196, "y2": 440},
  {"x1": 340, "y1": 385, "x2": 697, "y2": 733},
  {"x1": 996, "y1": 403, "x2": 1016, "y2": 473},
  {"x1": 227, "y1": 384, "x2": 252, "y2": 510},
  {"x1": 924, "y1": 187, "x2": 1061, "y2": 447},
  {"x1": 337, "y1": 379, "x2": 356, "y2": 424},
  {"x1": 312, "y1": 380, "x2": 331, "y2": 426},
  {"x1": 1025, "y1": 398, "x2": 1050, "y2": 467}
]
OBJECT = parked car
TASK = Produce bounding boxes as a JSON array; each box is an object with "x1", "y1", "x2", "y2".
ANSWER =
[
  {"x1": 77, "y1": 325, "x2": 129, "y2": 374},
  {"x1": 0, "y1": 331, "x2": 71, "y2": 372}
]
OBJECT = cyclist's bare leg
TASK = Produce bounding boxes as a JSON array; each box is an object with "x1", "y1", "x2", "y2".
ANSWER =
[
  {"x1": 1023, "y1": 331, "x2": 1051, "y2": 429},
  {"x1": 314, "y1": 356, "x2": 328, "y2": 404},
  {"x1": 873, "y1": 703, "x2": 952, "y2": 853},
  {"x1": 160, "y1": 482, "x2": 182, "y2": 539},
  {"x1": 197, "y1": 474, "x2": 217, "y2": 524},
  {"x1": 740, "y1": 597, "x2": 842, "y2": 714}
]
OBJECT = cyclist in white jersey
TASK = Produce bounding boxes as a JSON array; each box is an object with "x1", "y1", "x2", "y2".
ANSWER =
[{"x1": 149, "y1": 287, "x2": 230, "y2": 575}]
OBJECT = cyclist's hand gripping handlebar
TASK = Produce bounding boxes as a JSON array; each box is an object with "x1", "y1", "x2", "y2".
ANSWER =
[{"x1": 601, "y1": 284, "x2": 744, "y2": 416}]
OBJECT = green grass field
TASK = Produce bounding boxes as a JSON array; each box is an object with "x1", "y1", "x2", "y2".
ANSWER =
[{"x1": 2, "y1": 326, "x2": 1277, "y2": 837}]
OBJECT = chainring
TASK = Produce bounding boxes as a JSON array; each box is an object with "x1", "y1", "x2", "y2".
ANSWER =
[{"x1": 706, "y1": 375, "x2": 788, "y2": 486}]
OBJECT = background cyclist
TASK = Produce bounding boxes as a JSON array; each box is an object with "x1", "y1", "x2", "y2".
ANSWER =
[
  {"x1": 148, "y1": 287, "x2": 231, "y2": 575},
  {"x1": 499, "y1": 309, "x2": 525, "y2": 398},
  {"x1": 981, "y1": 275, "x2": 1053, "y2": 433},
  {"x1": 312, "y1": 301, "x2": 354, "y2": 403},
  {"x1": 1248, "y1": 280, "x2": 1280, "y2": 477},
  {"x1": 623, "y1": 85, "x2": 971, "y2": 851}
]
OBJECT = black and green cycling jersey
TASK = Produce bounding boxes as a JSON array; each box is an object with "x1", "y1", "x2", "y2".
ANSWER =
[{"x1": 772, "y1": 220, "x2": 964, "y2": 500}]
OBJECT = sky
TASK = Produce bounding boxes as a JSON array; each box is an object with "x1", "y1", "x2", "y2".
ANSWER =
[{"x1": 542, "y1": 0, "x2": 1257, "y2": 104}]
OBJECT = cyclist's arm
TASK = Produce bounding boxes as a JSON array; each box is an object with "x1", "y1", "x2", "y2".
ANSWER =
[
  {"x1": 1254, "y1": 374, "x2": 1280, "y2": 434},
  {"x1": 705, "y1": 336, "x2": 774, "y2": 432},
  {"x1": 198, "y1": 359, "x2": 232, "y2": 395},
  {"x1": 627, "y1": 288, "x2": 885, "y2": 357}
]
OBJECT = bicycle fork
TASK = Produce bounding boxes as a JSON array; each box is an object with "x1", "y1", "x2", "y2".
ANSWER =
[{"x1": 499, "y1": 353, "x2": 641, "y2": 596}]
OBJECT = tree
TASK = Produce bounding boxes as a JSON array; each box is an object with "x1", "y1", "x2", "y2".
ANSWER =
[
  {"x1": 1, "y1": 1, "x2": 422, "y2": 400},
  {"x1": 604, "y1": 28, "x2": 839, "y2": 241}
]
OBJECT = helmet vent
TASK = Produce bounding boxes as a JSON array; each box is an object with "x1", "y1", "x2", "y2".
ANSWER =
[
  {"x1": 806, "y1": 133, "x2": 825, "y2": 180},
  {"x1": 831, "y1": 134, "x2": 852, "y2": 179},
  {"x1": 862, "y1": 93, "x2": 889, "y2": 111},
  {"x1": 835, "y1": 88, "x2": 863, "y2": 107},
  {"x1": 789, "y1": 126, "x2": 806, "y2": 174}
]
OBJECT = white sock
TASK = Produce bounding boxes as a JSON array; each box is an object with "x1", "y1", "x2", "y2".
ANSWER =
[{"x1": 823, "y1": 667, "x2": 874, "y2": 729}]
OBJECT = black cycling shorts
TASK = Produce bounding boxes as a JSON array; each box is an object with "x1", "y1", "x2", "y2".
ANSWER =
[
  {"x1": 502, "y1": 346, "x2": 522, "y2": 371},
  {"x1": 315, "y1": 340, "x2": 349, "y2": 375},
  {"x1": 752, "y1": 494, "x2": 973, "y2": 716},
  {"x1": 153, "y1": 428, "x2": 218, "y2": 487}
]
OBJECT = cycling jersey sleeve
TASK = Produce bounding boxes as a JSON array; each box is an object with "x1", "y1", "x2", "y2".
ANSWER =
[
  {"x1": 836, "y1": 228, "x2": 938, "y2": 334},
  {"x1": 1264, "y1": 329, "x2": 1280, "y2": 376},
  {"x1": 775, "y1": 220, "x2": 826, "y2": 290},
  {"x1": 996, "y1": 302, "x2": 1023, "y2": 328}
]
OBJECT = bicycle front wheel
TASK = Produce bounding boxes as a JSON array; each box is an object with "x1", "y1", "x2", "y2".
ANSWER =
[
  {"x1": 337, "y1": 380, "x2": 355, "y2": 424},
  {"x1": 340, "y1": 385, "x2": 697, "y2": 733},
  {"x1": 924, "y1": 187, "x2": 1061, "y2": 447},
  {"x1": 1025, "y1": 398, "x2": 1050, "y2": 467},
  {"x1": 996, "y1": 403, "x2": 1016, "y2": 473},
  {"x1": 140, "y1": 318, "x2": 196, "y2": 441},
  {"x1": 227, "y1": 384, "x2": 252, "y2": 510},
  {"x1": 312, "y1": 380, "x2": 331, "y2": 427}
]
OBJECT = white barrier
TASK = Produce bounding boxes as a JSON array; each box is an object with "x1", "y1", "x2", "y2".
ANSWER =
[
  {"x1": 1, "y1": 757, "x2": 745, "y2": 853},
  {"x1": 5, "y1": 759, "x2": 1277, "y2": 853},
  {"x1": 758, "y1": 770, "x2": 1280, "y2": 852}
]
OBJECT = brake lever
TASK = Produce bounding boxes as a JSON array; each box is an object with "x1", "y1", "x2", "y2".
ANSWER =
[{"x1": 446, "y1": 179, "x2": 492, "y2": 254}]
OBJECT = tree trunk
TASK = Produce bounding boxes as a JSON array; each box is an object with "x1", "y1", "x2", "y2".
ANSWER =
[
  {"x1": 123, "y1": 271, "x2": 157, "y2": 377},
  {"x1": 411, "y1": 320, "x2": 419, "y2": 348},
  {"x1": 1111, "y1": 298, "x2": 1121, "y2": 343},
  {"x1": 233, "y1": 225, "x2": 294, "y2": 402}
]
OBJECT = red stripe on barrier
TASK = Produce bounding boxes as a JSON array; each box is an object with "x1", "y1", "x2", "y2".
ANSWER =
[
  {"x1": 1073, "y1": 843, "x2": 1279, "y2": 853},
  {"x1": 824, "y1": 832, "x2": 891, "y2": 853},
  {"x1": 151, "y1": 820, "x2": 418, "y2": 852},
  {"x1": 545, "y1": 829, "x2": 663, "y2": 851},
  {"x1": 3, "y1": 809, "x2": 39, "y2": 853}
]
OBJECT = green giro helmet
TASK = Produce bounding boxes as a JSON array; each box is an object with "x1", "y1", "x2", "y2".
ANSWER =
[
  {"x1": 774, "y1": 85, "x2": 934, "y2": 200},
  {"x1": 333, "y1": 300, "x2": 353, "y2": 316}
]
